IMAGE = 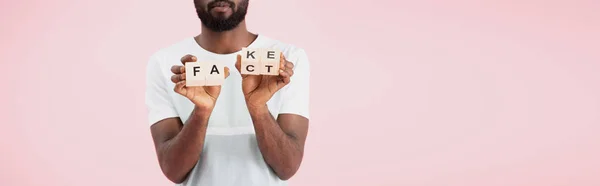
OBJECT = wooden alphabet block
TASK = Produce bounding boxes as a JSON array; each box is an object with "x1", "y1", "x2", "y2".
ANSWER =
[
  {"x1": 204, "y1": 62, "x2": 225, "y2": 86},
  {"x1": 241, "y1": 48, "x2": 261, "y2": 63},
  {"x1": 185, "y1": 62, "x2": 207, "y2": 86},
  {"x1": 239, "y1": 48, "x2": 281, "y2": 76},
  {"x1": 260, "y1": 49, "x2": 281, "y2": 63},
  {"x1": 261, "y1": 62, "x2": 280, "y2": 75},
  {"x1": 241, "y1": 61, "x2": 260, "y2": 75}
]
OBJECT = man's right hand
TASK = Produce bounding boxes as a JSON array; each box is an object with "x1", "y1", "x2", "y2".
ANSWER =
[{"x1": 170, "y1": 54, "x2": 230, "y2": 111}]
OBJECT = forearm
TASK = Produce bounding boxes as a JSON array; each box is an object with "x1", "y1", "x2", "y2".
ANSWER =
[
  {"x1": 157, "y1": 107, "x2": 210, "y2": 183},
  {"x1": 248, "y1": 106, "x2": 303, "y2": 180}
]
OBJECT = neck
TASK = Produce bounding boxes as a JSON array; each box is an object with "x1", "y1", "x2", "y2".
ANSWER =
[{"x1": 195, "y1": 21, "x2": 257, "y2": 54}]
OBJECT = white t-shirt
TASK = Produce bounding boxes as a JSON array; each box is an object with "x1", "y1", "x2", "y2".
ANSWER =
[{"x1": 145, "y1": 35, "x2": 310, "y2": 186}]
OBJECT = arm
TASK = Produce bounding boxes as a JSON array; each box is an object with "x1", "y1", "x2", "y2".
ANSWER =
[
  {"x1": 150, "y1": 107, "x2": 211, "y2": 184},
  {"x1": 235, "y1": 49, "x2": 311, "y2": 180},
  {"x1": 249, "y1": 107, "x2": 309, "y2": 180},
  {"x1": 146, "y1": 54, "x2": 230, "y2": 183}
]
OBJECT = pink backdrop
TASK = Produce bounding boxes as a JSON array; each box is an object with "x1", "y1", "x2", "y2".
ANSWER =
[{"x1": 2, "y1": 0, "x2": 600, "y2": 185}]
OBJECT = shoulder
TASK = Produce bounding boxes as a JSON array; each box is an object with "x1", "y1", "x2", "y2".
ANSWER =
[
  {"x1": 147, "y1": 37, "x2": 196, "y2": 68},
  {"x1": 258, "y1": 35, "x2": 309, "y2": 64}
]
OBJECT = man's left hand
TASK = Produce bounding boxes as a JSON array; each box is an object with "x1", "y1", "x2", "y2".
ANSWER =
[{"x1": 235, "y1": 53, "x2": 294, "y2": 109}]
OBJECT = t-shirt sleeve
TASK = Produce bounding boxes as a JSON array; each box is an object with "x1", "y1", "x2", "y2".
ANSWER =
[
  {"x1": 145, "y1": 54, "x2": 179, "y2": 126},
  {"x1": 278, "y1": 48, "x2": 311, "y2": 119}
]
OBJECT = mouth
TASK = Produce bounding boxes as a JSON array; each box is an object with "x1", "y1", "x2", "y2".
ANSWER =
[{"x1": 209, "y1": 1, "x2": 233, "y2": 11}]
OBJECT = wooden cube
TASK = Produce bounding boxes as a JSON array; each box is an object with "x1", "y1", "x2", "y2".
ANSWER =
[
  {"x1": 241, "y1": 62, "x2": 261, "y2": 75},
  {"x1": 241, "y1": 48, "x2": 261, "y2": 63},
  {"x1": 185, "y1": 62, "x2": 207, "y2": 86},
  {"x1": 261, "y1": 62, "x2": 280, "y2": 75},
  {"x1": 204, "y1": 62, "x2": 226, "y2": 86},
  {"x1": 205, "y1": 75, "x2": 224, "y2": 86},
  {"x1": 260, "y1": 49, "x2": 281, "y2": 63}
]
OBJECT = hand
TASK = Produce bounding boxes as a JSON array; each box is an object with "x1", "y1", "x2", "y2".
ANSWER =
[
  {"x1": 171, "y1": 54, "x2": 230, "y2": 111},
  {"x1": 235, "y1": 53, "x2": 294, "y2": 108}
]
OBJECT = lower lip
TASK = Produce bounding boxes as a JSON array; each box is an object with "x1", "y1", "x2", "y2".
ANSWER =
[{"x1": 211, "y1": 6, "x2": 231, "y2": 13}]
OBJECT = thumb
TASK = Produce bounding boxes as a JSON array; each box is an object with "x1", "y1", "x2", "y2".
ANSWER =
[
  {"x1": 224, "y1": 67, "x2": 230, "y2": 79},
  {"x1": 235, "y1": 54, "x2": 242, "y2": 72},
  {"x1": 235, "y1": 54, "x2": 249, "y2": 78}
]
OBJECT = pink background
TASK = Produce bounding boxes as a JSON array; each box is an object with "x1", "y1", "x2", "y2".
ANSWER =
[{"x1": 2, "y1": 0, "x2": 600, "y2": 185}]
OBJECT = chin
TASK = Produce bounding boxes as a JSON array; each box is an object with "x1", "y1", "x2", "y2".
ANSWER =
[{"x1": 212, "y1": 15, "x2": 231, "y2": 20}]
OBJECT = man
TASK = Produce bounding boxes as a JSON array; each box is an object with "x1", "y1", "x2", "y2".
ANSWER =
[{"x1": 144, "y1": 0, "x2": 310, "y2": 185}]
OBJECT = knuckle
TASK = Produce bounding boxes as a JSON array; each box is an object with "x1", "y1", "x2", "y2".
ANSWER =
[
  {"x1": 172, "y1": 65, "x2": 185, "y2": 74},
  {"x1": 181, "y1": 54, "x2": 194, "y2": 62},
  {"x1": 173, "y1": 75, "x2": 181, "y2": 82}
]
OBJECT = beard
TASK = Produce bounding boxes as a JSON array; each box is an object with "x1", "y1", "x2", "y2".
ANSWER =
[{"x1": 195, "y1": 0, "x2": 249, "y2": 32}]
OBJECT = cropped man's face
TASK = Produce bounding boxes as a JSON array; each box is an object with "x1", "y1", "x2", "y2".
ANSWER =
[{"x1": 194, "y1": 0, "x2": 249, "y2": 32}]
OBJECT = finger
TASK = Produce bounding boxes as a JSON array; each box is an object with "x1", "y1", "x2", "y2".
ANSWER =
[
  {"x1": 224, "y1": 67, "x2": 230, "y2": 79},
  {"x1": 282, "y1": 76, "x2": 291, "y2": 84},
  {"x1": 235, "y1": 54, "x2": 242, "y2": 72},
  {"x1": 174, "y1": 80, "x2": 187, "y2": 93},
  {"x1": 284, "y1": 66, "x2": 294, "y2": 77},
  {"x1": 280, "y1": 52, "x2": 286, "y2": 70},
  {"x1": 285, "y1": 61, "x2": 294, "y2": 69},
  {"x1": 279, "y1": 70, "x2": 291, "y2": 85},
  {"x1": 180, "y1": 54, "x2": 197, "y2": 64},
  {"x1": 171, "y1": 65, "x2": 185, "y2": 74},
  {"x1": 279, "y1": 68, "x2": 291, "y2": 79},
  {"x1": 171, "y1": 73, "x2": 186, "y2": 83},
  {"x1": 235, "y1": 54, "x2": 248, "y2": 78}
]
